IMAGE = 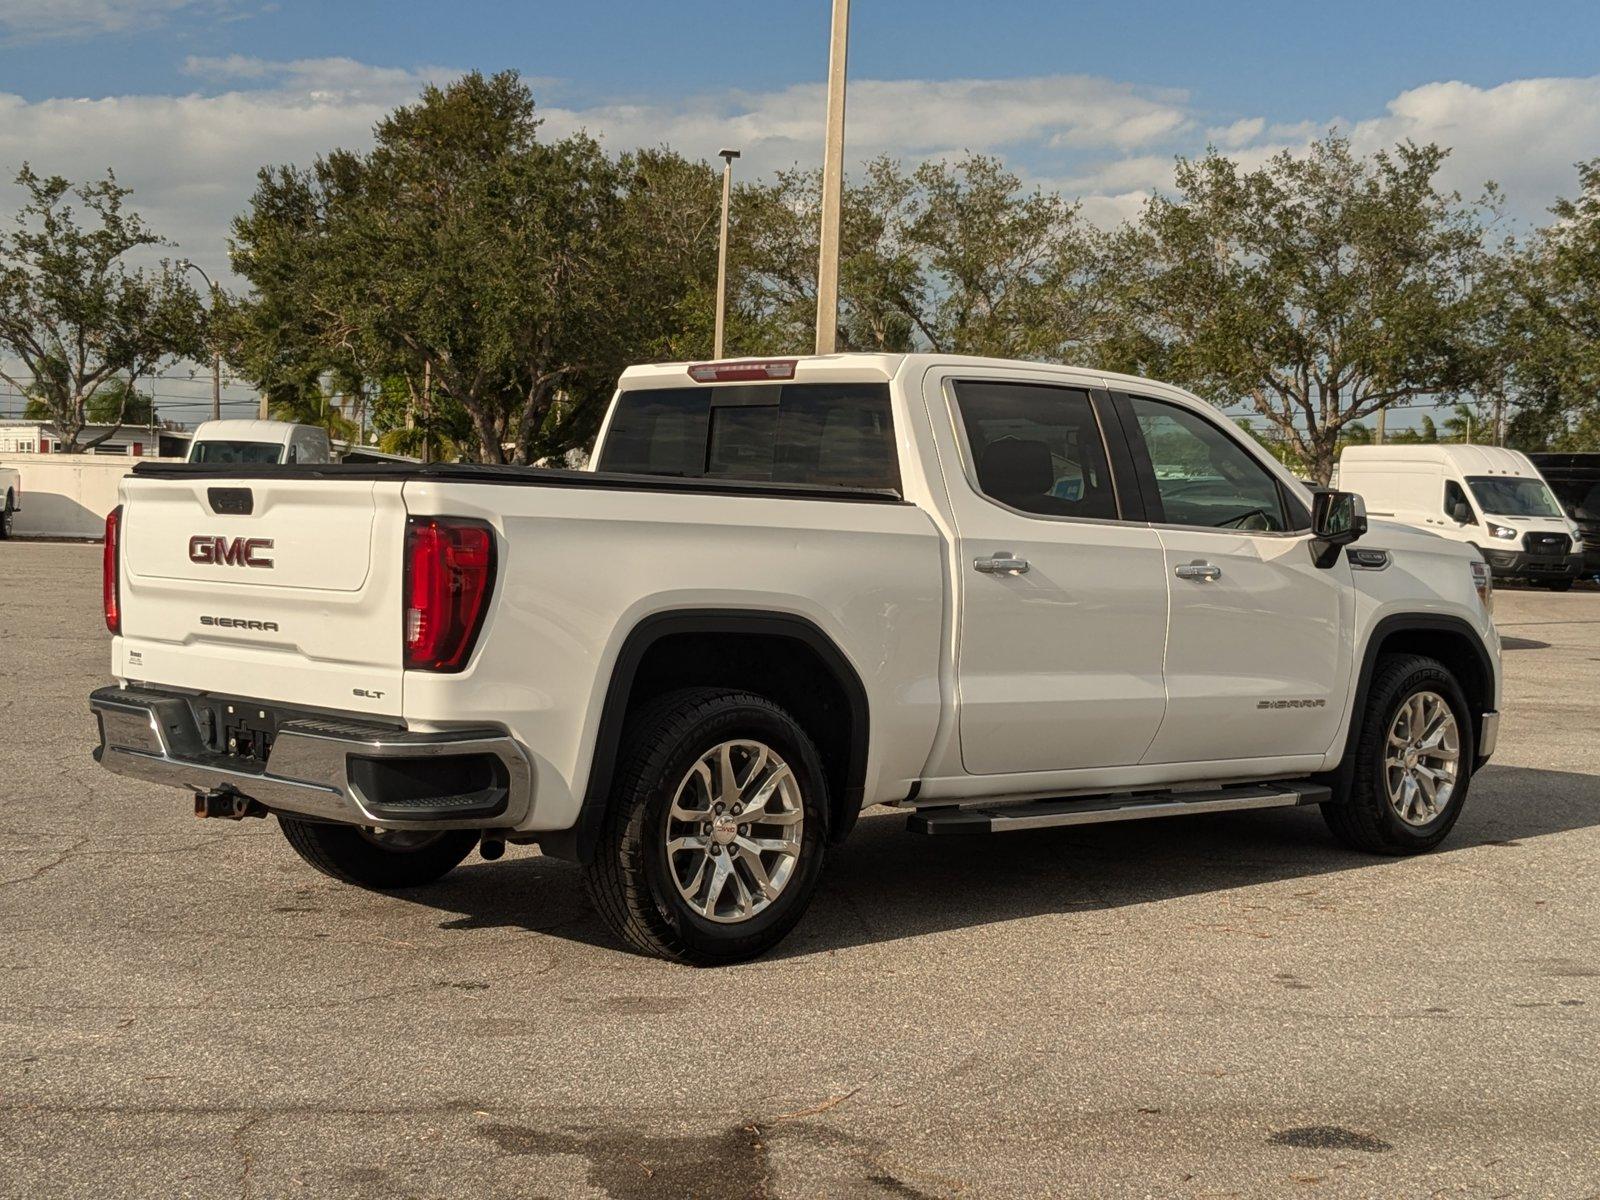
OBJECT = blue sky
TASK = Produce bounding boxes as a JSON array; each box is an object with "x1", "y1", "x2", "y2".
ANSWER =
[{"x1": 2, "y1": 0, "x2": 1600, "y2": 424}]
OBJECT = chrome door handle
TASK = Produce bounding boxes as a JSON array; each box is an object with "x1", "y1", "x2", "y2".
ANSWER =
[
  {"x1": 1174, "y1": 562, "x2": 1222, "y2": 582},
  {"x1": 974, "y1": 553, "x2": 1030, "y2": 575}
]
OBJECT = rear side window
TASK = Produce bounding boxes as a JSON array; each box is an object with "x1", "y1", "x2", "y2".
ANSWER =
[
  {"x1": 951, "y1": 380, "x2": 1119, "y2": 519},
  {"x1": 597, "y1": 383, "x2": 899, "y2": 492}
]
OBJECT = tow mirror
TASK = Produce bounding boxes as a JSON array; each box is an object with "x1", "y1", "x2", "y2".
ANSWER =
[
  {"x1": 1311, "y1": 490, "x2": 1367, "y2": 568},
  {"x1": 1450, "y1": 500, "x2": 1474, "y2": 524}
]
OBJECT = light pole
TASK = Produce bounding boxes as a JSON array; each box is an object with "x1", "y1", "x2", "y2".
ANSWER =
[
  {"x1": 178, "y1": 259, "x2": 222, "y2": 423},
  {"x1": 714, "y1": 148, "x2": 741, "y2": 360},
  {"x1": 814, "y1": 0, "x2": 850, "y2": 356}
]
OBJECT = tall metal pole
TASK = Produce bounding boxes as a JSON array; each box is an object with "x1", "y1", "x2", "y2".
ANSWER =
[
  {"x1": 714, "y1": 148, "x2": 740, "y2": 359},
  {"x1": 180, "y1": 260, "x2": 223, "y2": 421},
  {"x1": 814, "y1": 0, "x2": 850, "y2": 356}
]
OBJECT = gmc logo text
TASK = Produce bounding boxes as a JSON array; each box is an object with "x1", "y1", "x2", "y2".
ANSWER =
[{"x1": 189, "y1": 535, "x2": 274, "y2": 568}]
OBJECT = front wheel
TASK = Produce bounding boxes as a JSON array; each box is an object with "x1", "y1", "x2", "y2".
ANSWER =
[
  {"x1": 582, "y1": 688, "x2": 829, "y2": 966},
  {"x1": 1323, "y1": 654, "x2": 1473, "y2": 854},
  {"x1": 0, "y1": 494, "x2": 13, "y2": 539},
  {"x1": 278, "y1": 818, "x2": 479, "y2": 888},
  {"x1": 1545, "y1": 578, "x2": 1576, "y2": 592}
]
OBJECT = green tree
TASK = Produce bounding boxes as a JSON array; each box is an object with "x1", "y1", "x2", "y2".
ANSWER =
[
  {"x1": 229, "y1": 71, "x2": 715, "y2": 464},
  {"x1": 0, "y1": 165, "x2": 205, "y2": 451},
  {"x1": 21, "y1": 353, "x2": 154, "y2": 424},
  {"x1": 1100, "y1": 134, "x2": 1498, "y2": 483},
  {"x1": 1497, "y1": 160, "x2": 1600, "y2": 450}
]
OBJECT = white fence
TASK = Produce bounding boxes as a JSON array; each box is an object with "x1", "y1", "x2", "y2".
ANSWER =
[{"x1": 1, "y1": 456, "x2": 182, "y2": 539}]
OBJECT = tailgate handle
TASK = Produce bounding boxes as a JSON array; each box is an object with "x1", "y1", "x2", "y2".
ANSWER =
[{"x1": 208, "y1": 487, "x2": 254, "y2": 516}]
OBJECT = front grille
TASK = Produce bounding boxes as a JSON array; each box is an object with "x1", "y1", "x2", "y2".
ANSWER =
[{"x1": 1523, "y1": 532, "x2": 1572, "y2": 555}]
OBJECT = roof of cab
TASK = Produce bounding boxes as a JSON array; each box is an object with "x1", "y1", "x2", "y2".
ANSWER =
[{"x1": 615, "y1": 353, "x2": 1202, "y2": 396}]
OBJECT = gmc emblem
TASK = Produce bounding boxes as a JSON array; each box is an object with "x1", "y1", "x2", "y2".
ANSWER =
[{"x1": 189, "y1": 535, "x2": 274, "y2": 568}]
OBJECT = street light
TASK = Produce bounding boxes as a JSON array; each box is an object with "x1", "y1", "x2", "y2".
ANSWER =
[
  {"x1": 178, "y1": 259, "x2": 222, "y2": 423},
  {"x1": 814, "y1": 0, "x2": 850, "y2": 356},
  {"x1": 714, "y1": 148, "x2": 741, "y2": 360}
]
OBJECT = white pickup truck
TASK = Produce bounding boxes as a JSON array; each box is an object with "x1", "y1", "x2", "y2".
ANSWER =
[
  {"x1": 0, "y1": 463, "x2": 19, "y2": 538},
  {"x1": 92, "y1": 355, "x2": 1502, "y2": 964}
]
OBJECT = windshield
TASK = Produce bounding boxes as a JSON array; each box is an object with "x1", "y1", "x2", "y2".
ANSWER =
[
  {"x1": 1465, "y1": 475, "x2": 1564, "y2": 519},
  {"x1": 189, "y1": 440, "x2": 284, "y2": 465}
]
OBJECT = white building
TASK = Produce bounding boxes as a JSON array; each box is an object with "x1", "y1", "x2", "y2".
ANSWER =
[{"x1": 0, "y1": 419, "x2": 190, "y2": 458}]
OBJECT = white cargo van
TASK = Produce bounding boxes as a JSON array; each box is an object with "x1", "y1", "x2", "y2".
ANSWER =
[
  {"x1": 186, "y1": 420, "x2": 331, "y2": 466},
  {"x1": 1338, "y1": 444, "x2": 1584, "y2": 589}
]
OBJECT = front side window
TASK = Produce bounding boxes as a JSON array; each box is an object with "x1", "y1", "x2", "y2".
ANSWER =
[
  {"x1": 951, "y1": 380, "x2": 1118, "y2": 519},
  {"x1": 1128, "y1": 397, "x2": 1289, "y2": 531},
  {"x1": 1444, "y1": 480, "x2": 1475, "y2": 523},
  {"x1": 1466, "y1": 475, "x2": 1564, "y2": 519},
  {"x1": 596, "y1": 383, "x2": 899, "y2": 492}
]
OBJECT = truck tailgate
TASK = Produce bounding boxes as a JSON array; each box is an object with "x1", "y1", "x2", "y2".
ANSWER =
[{"x1": 115, "y1": 477, "x2": 407, "y2": 718}]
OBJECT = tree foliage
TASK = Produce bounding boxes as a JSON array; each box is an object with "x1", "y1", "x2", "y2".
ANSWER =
[
  {"x1": 0, "y1": 166, "x2": 204, "y2": 451},
  {"x1": 1100, "y1": 134, "x2": 1499, "y2": 482}
]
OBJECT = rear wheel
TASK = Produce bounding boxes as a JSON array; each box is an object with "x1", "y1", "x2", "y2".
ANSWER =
[
  {"x1": 278, "y1": 817, "x2": 478, "y2": 888},
  {"x1": 1323, "y1": 654, "x2": 1473, "y2": 854},
  {"x1": 582, "y1": 687, "x2": 828, "y2": 966},
  {"x1": 0, "y1": 493, "x2": 13, "y2": 539}
]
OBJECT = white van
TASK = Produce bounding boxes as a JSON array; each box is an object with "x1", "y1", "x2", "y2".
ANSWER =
[
  {"x1": 1337, "y1": 444, "x2": 1585, "y2": 589},
  {"x1": 186, "y1": 420, "x2": 332, "y2": 466}
]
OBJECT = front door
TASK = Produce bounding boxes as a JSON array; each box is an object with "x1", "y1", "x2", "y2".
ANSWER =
[
  {"x1": 1114, "y1": 393, "x2": 1351, "y2": 765},
  {"x1": 938, "y1": 376, "x2": 1170, "y2": 775}
]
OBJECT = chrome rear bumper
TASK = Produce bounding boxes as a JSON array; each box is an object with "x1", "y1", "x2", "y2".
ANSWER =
[{"x1": 90, "y1": 685, "x2": 533, "y2": 830}]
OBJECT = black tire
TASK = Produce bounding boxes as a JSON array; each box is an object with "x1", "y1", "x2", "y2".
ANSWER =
[
  {"x1": 582, "y1": 687, "x2": 829, "y2": 966},
  {"x1": 1547, "y1": 578, "x2": 1575, "y2": 592},
  {"x1": 0, "y1": 494, "x2": 13, "y2": 540},
  {"x1": 278, "y1": 817, "x2": 478, "y2": 888},
  {"x1": 1322, "y1": 654, "x2": 1474, "y2": 855}
]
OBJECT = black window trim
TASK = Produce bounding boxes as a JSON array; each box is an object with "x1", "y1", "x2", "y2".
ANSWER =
[
  {"x1": 941, "y1": 376, "x2": 1141, "y2": 526},
  {"x1": 1107, "y1": 390, "x2": 1312, "y2": 538}
]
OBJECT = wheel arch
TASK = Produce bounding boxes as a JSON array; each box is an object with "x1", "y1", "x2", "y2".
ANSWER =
[
  {"x1": 571, "y1": 609, "x2": 871, "y2": 863},
  {"x1": 1323, "y1": 612, "x2": 1497, "y2": 793}
]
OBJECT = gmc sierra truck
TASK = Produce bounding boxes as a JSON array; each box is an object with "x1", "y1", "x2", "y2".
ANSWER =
[{"x1": 91, "y1": 355, "x2": 1502, "y2": 964}]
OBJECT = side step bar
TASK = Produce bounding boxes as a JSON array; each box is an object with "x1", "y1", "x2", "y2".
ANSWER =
[{"x1": 907, "y1": 781, "x2": 1331, "y2": 835}]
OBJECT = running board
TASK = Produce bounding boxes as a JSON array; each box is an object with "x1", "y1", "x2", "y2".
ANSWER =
[{"x1": 906, "y1": 781, "x2": 1331, "y2": 835}]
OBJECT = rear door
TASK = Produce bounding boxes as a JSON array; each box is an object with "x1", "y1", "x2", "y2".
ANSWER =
[
  {"x1": 117, "y1": 476, "x2": 407, "y2": 718},
  {"x1": 1110, "y1": 392, "x2": 1351, "y2": 765},
  {"x1": 931, "y1": 372, "x2": 1170, "y2": 774}
]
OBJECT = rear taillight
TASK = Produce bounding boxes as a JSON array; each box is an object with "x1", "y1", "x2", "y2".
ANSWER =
[
  {"x1": 403, "y1": 517, "x2": 495, "y2": 672},
  {"x1": 103, "y1": 505, "x2": 122, "y2": 634}
]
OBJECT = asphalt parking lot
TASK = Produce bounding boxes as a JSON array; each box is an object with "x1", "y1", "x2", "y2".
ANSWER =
[{"x1": 1, "y1": 540, "x2": 1597, "y2": 1199}]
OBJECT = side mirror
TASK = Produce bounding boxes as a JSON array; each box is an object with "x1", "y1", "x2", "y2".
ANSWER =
[
  {"x1": 1311, "y1": 490, "x2": 1367, "y2": 568},
  {"x1": 1450, "y1": 500, "x2": 1474, "y2": 525}
]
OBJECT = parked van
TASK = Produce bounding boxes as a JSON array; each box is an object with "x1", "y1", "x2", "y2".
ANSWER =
[
  {"x1": 1529, "y1": 452, "x2": 1600, "y2": 578},
  {"x1": 1337, "y1": 445, "x2": 1585, "y2": 589},
  {"x1": 186, "y1": 420, "x2": 332, "y2": 466}
]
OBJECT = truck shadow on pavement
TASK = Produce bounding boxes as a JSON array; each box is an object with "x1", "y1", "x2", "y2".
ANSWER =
[{"x1": 406, "y1": 763, "x2": 1599, "y2": 960}]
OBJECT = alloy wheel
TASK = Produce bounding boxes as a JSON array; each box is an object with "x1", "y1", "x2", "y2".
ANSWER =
[
  {"x1": 1384, "y1": 691, "x2": 1461, "y2": 826},
  {"x1": 665, "y1": 739, "x2": 804, "y2": 923}
]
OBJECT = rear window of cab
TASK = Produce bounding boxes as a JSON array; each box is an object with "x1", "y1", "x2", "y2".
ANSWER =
[{"x1": 596, "y1": 383, "x2": 900, "y2": 493}]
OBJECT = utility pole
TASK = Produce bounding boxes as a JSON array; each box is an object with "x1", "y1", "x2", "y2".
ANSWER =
[
  {"x1": 178, "y1": 260, "x2": 222, "y2": 422},
  {"x1": 814, "y1": 0, "x2": 850, "y2": 356},
  {"x1": 1375, "y1": 406, "x2": 1387, "y2": 445},
  {"x1": 714, "y1": 148, "x2": 741, "y2": 359}
]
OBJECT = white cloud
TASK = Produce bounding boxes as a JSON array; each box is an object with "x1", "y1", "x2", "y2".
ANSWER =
[
  {"x1": 0, "y1": 0, "x2": 243, "y2": 43},
  {"x1": 3, "y1": 63, "x2": 1599, "y2": 293}
]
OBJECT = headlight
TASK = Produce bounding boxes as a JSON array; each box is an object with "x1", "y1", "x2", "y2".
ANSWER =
[
  {"x1": 1470, "y1": 560, "x2": 1494, "y2": 613},
  {"x1": 1486, "y1": 522, "x2": 1519, "y2": 541}
]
